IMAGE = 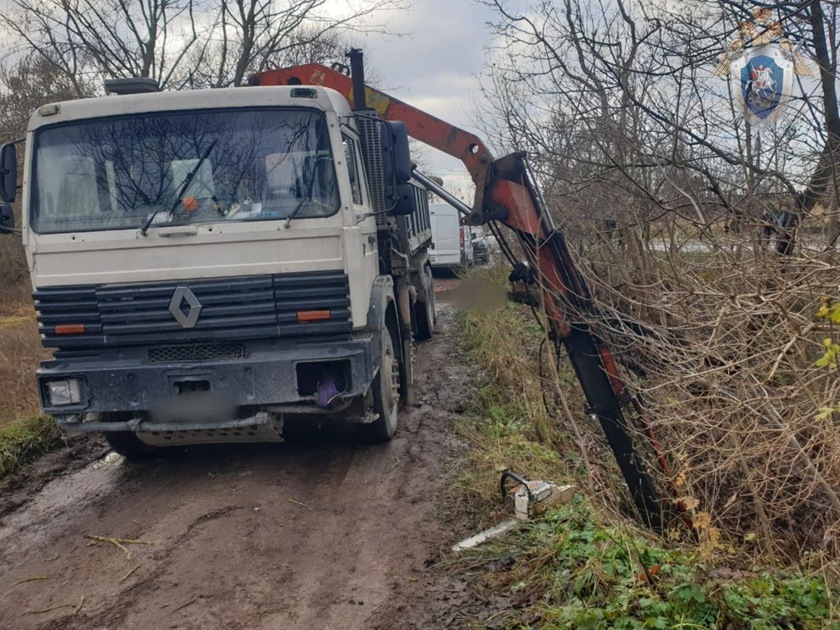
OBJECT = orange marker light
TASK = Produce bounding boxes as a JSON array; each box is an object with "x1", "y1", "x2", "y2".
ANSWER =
[
  {"x1": 182, "y1": 196, "x2": 199, "y2": 212},
  {"x1": 296, "y1": 310, "x2": 330, "y2": 323},
  {"x1": 55, "y1": 324, "x2": 86, "y2": 335}
]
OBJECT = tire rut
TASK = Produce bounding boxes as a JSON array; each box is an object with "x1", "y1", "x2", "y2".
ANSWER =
[{"x1": 0, "y1": 302, "x2": 470, "y2": 630}]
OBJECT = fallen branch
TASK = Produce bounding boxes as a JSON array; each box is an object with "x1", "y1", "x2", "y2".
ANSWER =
[
  {"x1": 171, "y1": 597, "x2": 198, "y2": 614},
  {"x1": 13, "y1": 575, "x2": 49, "y2": 586},
  {"x1": 85, "y1": 535, "x2": 152, "y2": 559},
  {"x1": 120, "y1": 564, "x2": 141, "y2": 583},
  {"x1": 25, "y1": 602, "x2": 75, "y2": 615},
  {"x1": 288, "y1": 498, "x2": 313, "y2": 511}
]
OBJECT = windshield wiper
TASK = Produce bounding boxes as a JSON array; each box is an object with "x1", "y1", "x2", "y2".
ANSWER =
[
  {"x1": 284, "y1": 156, "x2": 327, "y2": 229},
  {"x1": 140, "y1": 140, "x2": 218, "y2": 236}
]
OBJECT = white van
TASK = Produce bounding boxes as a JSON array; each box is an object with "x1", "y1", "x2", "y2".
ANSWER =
[{"x1": 429, "y1": 203, "x2": 473, "y2": 271}]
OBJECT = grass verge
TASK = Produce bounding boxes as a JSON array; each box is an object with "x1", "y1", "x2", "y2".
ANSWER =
[
  {"x1": 0, "y1": 294, "x2": 61, "y2": 480},
  {"x1": 456, "y1": 499, "x2": 834, "y2": 629},
  {"x1": 452, "y1": 266, "x2": 838, "y2": 629},
  {"x1": 0, "y1": 311, "x2": 49, "y2": 429},
  {"x1": 0, "y1": 415, "x2": 62, "y2": 479}
]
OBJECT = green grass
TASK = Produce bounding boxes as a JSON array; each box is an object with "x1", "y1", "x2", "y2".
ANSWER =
[
  {"x1": 459, "y1": 499, "x2": 835, "y2": 630},
  {"x1": 0, "y1": 415, "x2": 62, "y2": 479},
  {"x1": 452, "y1": 266, "x2": 839, "y2": 629}
]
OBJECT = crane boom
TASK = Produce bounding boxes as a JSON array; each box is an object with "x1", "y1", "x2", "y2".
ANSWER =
[
  {"x1": 249, "y1": 61, "x2": 495, "y2": 226},
  {"x1": 251, "y1": 54, "x2": 673, "y2": 530}
]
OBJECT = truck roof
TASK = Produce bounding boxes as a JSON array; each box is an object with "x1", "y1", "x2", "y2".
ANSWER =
[{"x1": 27, "y1": 85, "x2": 352, "y2": 132}]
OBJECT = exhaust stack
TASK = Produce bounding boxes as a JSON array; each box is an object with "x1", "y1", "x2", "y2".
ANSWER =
[{"x1": 347, "y1": 49, "x2": 367, "y2": 111}]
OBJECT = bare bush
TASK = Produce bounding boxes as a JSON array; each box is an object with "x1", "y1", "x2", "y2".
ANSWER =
[
  {"x1": 579, "y1": 231, "x2": 840, "y2": 556},
  {"x1": 479, "y1": 0, "x2": 840, "y2": 559},
  {"x1": 0, "y1": 318, "x2": 48, "y2": 426}
]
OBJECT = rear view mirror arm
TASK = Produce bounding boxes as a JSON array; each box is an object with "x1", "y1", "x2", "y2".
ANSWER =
[
  {"x1": 0, "y1": 143, "x2": 19, "y2": 204},
  {"x1": 0, "y1": 203, "x2": 19, "y2": 236}
]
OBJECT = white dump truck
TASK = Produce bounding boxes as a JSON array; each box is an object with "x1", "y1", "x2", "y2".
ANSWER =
[{"x1": 0, "y1": 52, "x2": 435, "y2": 457}]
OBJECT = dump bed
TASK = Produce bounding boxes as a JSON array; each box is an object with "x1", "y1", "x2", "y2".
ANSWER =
[{"x1": 398, "y1": 181, "x2": 432, "y2": 256}]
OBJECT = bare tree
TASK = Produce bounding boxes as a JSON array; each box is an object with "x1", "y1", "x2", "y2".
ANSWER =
[
  {"x1": 0, "y1": 55, "x2": 97, "y2": 284},
  {"x1": 480, "y1": 0, "x2": 839, "y2": 254},
  {"x1": 0, "y1": 55, "x2": 94, "y2": 141},
  {"x1": 1, "y1": 0, "x2": 407, "y2": 90},
  {"x1": 184, "y1": 19, "x2": 348, "y2": 88},
  {"x1": 1, "y1": 0, "x2": 203, "y2": 90}
]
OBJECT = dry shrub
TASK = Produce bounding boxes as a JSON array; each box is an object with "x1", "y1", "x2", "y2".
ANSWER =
[
  {"x1": 458, "y1": 275, "x2": 553, "y2": 440},
  {"x1": 549, "y1": 224, "x2": 840, "y2": 560},
  {"x1": 0, "y1": 283, "x2": 32, "y2": 318},
  {"x1": 0, "y1": 316, "x2": 48, "y2": 426},
  {"x1": 0, "y1": 209, "x2": 32, "y2": 320},
  {"x1": 0, "y1": 205, "x2": 29, "y2": 290}
]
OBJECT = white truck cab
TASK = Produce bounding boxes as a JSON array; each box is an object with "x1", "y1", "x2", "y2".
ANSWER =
[{"x1": 0, "y1": 78, "x2": 435, "y2": 455}]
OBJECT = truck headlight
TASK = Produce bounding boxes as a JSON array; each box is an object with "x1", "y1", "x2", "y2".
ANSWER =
[{"x1": 47, "y1": 379, "x2": 82, "y2": 406}]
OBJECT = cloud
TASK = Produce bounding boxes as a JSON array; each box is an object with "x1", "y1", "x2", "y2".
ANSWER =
[
  {"x1": 352, "y1": 0, "x2": 497, "y2": 175},
  {"x1": 0, "y1": 0, "x2": 498, "y2": 175}
]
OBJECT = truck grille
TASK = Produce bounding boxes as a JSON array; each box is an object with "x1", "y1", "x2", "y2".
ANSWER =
[
  {"x1": 35, "y1": 271, "x2": 352, "y2": 351},
  {"x1": 148, "y1": 343, "x2": 247, "y2": 363},
  {"x1": 357, "y1": 115, "x2": 387, "y2": 215}
]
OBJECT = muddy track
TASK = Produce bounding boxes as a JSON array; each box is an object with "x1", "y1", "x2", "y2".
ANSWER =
[{"x1": 0, "y1": 300, "x2": 476, "y2": 630}]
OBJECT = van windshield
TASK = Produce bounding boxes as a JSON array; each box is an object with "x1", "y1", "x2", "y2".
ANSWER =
[{"x1": 30, "y1": 108, "x2": 340, "y2": 234}]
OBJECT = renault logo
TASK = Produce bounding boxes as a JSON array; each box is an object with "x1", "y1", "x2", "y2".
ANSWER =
[{"x1": 168, "y1": 286, "x2": 203, "y2": 329}]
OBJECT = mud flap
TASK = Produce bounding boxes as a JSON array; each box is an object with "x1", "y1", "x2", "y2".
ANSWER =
[
  {"x1": 396, "y1": 280, "x2": 416, "y2": 406},
  {"x1": 365, "y1": 275, "x2": 396, "y2": 334},
  {"x1": 366, "y1": 275, "x2": 415, "y2": 406}
]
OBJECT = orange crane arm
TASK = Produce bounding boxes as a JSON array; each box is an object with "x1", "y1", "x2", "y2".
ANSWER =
[
  {"x1": 250, "y1": 59, "x2": 678, "y2": 530},
  {"x1": 250, "y1": 63, "x2": 498, "y2": 226}
]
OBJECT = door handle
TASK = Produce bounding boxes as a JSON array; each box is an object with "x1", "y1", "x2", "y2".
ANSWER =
[{"x1": 155, "y1": 225, "x2": 199, "y2": 237}]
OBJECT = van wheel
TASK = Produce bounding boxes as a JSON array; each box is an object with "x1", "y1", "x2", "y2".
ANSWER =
[
  {"x1": 104, "y1": 431, "x2": 158, "y2": 460},
  {"x1": 415, "y1": 267, "x2": 436, "y2": 341},
  {"x1": 363, "y1": 327, "x2": 400, "y2": 442}
]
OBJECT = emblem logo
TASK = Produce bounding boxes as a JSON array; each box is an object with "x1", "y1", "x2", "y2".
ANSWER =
[
  {"x1": 713, "y1": 8, "x2": 811, "y2": 127},
  {"x1": 738, "y1": 49, "x2": 789, "y2": 124},
  {"x1": 168, "y1": 286, "x2": 203, "y2": 329}
]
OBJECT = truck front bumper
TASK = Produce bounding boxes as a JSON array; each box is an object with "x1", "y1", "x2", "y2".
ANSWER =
[{"x1": 38, "y1": 336, "x2": 375, "y2": 432}]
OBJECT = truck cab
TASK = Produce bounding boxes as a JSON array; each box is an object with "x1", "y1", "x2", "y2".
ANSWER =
[{"x1": 0, "y1": 80, "x2": 435, "y2": 455}]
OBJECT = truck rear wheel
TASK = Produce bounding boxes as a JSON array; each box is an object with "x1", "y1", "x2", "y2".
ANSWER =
[
  {"x1": 104, "y1": 431, "x2": 159, "y2": 460},
  {"x1": 363, "y1": 327, "x2": 400, "y2": 442},
  {"x1": 414, "y1": 267, "x2": 436, "y2": 341}
]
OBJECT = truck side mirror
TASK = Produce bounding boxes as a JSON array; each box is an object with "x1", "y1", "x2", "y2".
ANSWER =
[
  {"x1": 381, "y1": 121, "x2": 411, "y2": 185},
  {"x1": 391, "y1": 183, "x2": 418, "y2": 216},
  {"x1": 0, "y1": 203, "x2": 15, "y2": 234},
  {"x1": 0, "y1": 143, "x2": 17, "y2": 203},
  {"x1": 381, "y1": 121, "x2": 413, "y2": 214},
  {"x1": 390, "y1": 122, "x2": 411, "y2": 184}
]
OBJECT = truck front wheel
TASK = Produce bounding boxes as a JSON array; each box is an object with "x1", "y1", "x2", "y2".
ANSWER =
[
  {"x1": 363, "y1": 327, "x2": 400, "y2": 442},
  {"x1": 104, "y1": 430, "x2": 159, "y2": 460}
]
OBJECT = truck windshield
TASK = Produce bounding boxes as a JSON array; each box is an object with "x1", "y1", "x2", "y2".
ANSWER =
[{"x1": 30, "y1": 108, "x2": 340, "y2": 234}]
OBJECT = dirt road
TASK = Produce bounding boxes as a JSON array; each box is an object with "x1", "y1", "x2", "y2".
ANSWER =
[{"x1": 0, "y1": 301, "x2": 474, "y2": 630}]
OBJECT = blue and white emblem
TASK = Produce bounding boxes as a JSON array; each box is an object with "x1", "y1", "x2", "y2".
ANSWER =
[
  {"x1": 713, "y1": 9, "x2": 811, "y2": 127},
  {"x1": 733, "y1": 46, "x2": 793, "y2": 126}
]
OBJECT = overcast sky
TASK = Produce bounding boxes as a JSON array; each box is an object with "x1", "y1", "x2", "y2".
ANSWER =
[
  {"x1": 352, "y1": 0, "x2": 498, "y2": 178},
  {"x1": 0, "y1": 0, "x2": 498, "y2": 177}
]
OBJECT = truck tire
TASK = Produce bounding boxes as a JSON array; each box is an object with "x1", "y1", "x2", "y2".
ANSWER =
[
  {"x1": 414, "y1": 267, "x2": 436, "y2": 341},
  {"x1": 363, "y1": 327, "x2": 400, "y2": 442},
  {"x1": 104, "y1": 431, "x2": 159, "y2": 460}
]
